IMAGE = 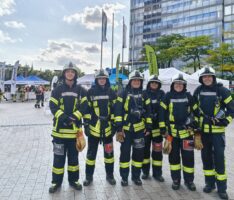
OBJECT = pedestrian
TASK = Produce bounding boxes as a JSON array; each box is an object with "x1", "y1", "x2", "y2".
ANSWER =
[
  {"x1": 142, "y1": 75, "x2": 165, "y2": 182},
  {"x1": 193, "y1": 66, "x2": 234, "y2": 199},
  {"x1": 159, "y1": 74, "x2": 199, "y2": 191},
  {"x1": 48, "y1": 62, "x2": 89, "y2": 193},
  {"x1": 115, "y1": 70, "x2": 152, "y2": 186},
  {"x1": 83, "y1": 69, "x2": 117, "y2": 186}
]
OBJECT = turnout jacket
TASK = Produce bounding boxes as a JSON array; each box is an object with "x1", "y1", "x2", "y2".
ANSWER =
[
  {"x1": 143, "y1": 88, "x2": 165, "y2": 137},
  {"x1": 193, "y1": 83, "x2": 234, "y2": 134},
  {"x1": 49, "y1": 82, "x2": 90, "y2": 139},
  {"x1": 115, "y1": 87, "x2": 152, "y2": 133},
  {"x1": 159, "y1": 90, "x2": 198, "y2": 139},
  {"x1": 87, "y1": 84, "x2": 117, "y2": 138}
]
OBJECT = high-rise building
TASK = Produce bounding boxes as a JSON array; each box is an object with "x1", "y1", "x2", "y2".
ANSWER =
[{"x1": 129, "y1": 0, "x2": 234, "y2": 70}]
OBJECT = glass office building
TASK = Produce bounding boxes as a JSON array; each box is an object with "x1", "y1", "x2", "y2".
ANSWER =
[{"x1": 129, "y1": 0, "x2": 234, "y2": 70}]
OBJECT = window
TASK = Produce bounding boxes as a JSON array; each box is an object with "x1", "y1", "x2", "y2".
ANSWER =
[{"x1": 225, "y1": 6, "x2": 232, "y2": 16}]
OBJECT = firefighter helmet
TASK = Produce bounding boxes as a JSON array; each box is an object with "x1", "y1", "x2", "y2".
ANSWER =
[
  {"x1": 95, "y1": 69, "x2": 109, "y2": 79},
  {"x1": 147, "y1": 75, "x2": 161, "y2": 89},
  {"x1": 199, "y1": 66, "x2": 216, "y2": 84},
  {"x1": 63, "y1": 62, "x2": 79, "y2": 74},
  {"x1": 129, "y1": 70, "x2": 144, "y2": 81},
  {"x1": 172, "y1": 73, "x2": 187, "y2": 84}
]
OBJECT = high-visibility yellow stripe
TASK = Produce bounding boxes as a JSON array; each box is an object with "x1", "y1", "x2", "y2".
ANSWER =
[
  {"x1": 73, "y1": 110, "x2": 82, "y2": 120},
  {"x1": 193, "y1": 104, "x2": 198, "y2": 110},
  {"x1": 143, "y1": 159, "x2": 150, "y2": 164},
  {"x1": 146, "y1": 118, "x2": 152, "y2": 124},
  {"x1": 226, "y1": 116, "x2": 233, "y2": 123},
  {"x1": 83, "y1": 114, "x2": 91, "y2": 120},
  {"x1": 117, "y1": 96, "x2": 123, "y2": 102},
  {"x1": 86, "y1": 159, "x2": 95, "y2": 166},
  {"x1": 132, "y1": 160, "x2": 142, "y2": 168},
  {"x1": 55, "y1": 110, "x2": 63, "y2": 118},
  {"x1": 216, "y1": 173, "x2": 227, "y2": 181},
  {"x1": 152, "y1": 129, "x2": 160, "y2": 137},
  {"x1": 183, "y1": 166, "x2": 194, "y2": 173},
  {"x1": 224, "y1": 96, "x2": 232, "y2": 104},
  {"x1": 68, "y1": 165, "x2": 79, "y2": 172},
  {"x1": 170, "y1": 164, "x2": 181, "y2": 171},
  {"x1": 120, "y1": 162, "x2": 129, "y2": 168},
  {"x1": 80, "y1": 96, "x2": 87, "y2": 104},
  {"x1": 159, "y1": 122, "x2": 165, "y2": 128},
  {"x1": 104, "y1": 157, "x2": 114, "y2": 164},
  {"x1": 145, "y1": 98, "x2": 150, "y2": 105},
  {"x1": 160, "y1": 102, "x2": 167, "y2": 110},
  {"x1": 50, "y1": 97, "x2": 58, "y2": 105},
  {"x1": 52, "y1": 167, "x2": 64, "y2": 174},
  {"x1": 203, "y1": 169, "x2": 216, "y2": 176},
  {"x1": 152, "y1": 160, "x2": 162, "y2": 166},
  {"x1": 115, "y1": 116, "x2": 122, "y2": 122},
  {"x1": 52, "y1": 131, "x2": 76, "y2": 139}
]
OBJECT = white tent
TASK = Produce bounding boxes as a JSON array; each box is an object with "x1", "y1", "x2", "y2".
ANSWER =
[{"x1": 77, "y1": 74, "x2": 95, "y2": 89}]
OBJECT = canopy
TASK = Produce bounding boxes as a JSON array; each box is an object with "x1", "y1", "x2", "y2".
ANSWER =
[
  {"x1": 109, "y1": 73, "x2": 128, "y2": 85},
  {"x1": 4, "y1": 75, "x2": 28, "y2": 85},
  {"x1": 4, "y1": 75, "x2": 50, "y2": 85}
]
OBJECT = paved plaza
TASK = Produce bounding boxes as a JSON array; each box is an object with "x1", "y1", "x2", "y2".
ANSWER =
[{"x1": 0, "y1": 101, "x2": 234, "y2": 200}]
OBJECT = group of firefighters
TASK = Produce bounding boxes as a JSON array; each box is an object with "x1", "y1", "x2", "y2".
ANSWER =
[{"x1": 49, "y1": 62, "x2": 234, "y2": 200}]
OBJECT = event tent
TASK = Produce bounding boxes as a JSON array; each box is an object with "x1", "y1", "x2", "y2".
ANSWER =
[
  {"x1": 4, "y1": 75, "x2": 50, "y2": 85},
  {"x1": 109, "y1": 73, "x2": 128, "y2": 85},
  {"x1": 4, "y1": 75, "x2": 28, "y2": 85}
]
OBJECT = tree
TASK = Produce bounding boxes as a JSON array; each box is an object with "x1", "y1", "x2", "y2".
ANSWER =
[{"x1": 179, "y1": 35, "x2": 213, "y2": 72}]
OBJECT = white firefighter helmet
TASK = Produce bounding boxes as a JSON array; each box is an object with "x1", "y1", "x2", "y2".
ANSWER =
[
  {"x1": 63, "y1": 62, "x2": 79, "y2": 74},
  {"x1": 95, "y1": 69, "x2": 109, "y2": 79},
  {"x1": 172, "y1": 73, "x2": 187, "y2": 84},
  {"x1": 129, "y1": 70, "x2": 144, "y2": 81},
  {"x1": 199, "y1": 66, "x2": 216, "y2": 83}
]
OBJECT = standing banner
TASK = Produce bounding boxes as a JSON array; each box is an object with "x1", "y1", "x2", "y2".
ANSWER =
[
  {"x1": 102, "y1": 10, "x2": 108, "y2": 42},
  {"x1": 0, "y1": 62, "x2": 6, "y2": 91},
  {"x1": 145, "y1": 45, "x2": 158, "y2": 75},
  {"x1": 10, "y1": 60, "x2": 19, "y2": 95}
]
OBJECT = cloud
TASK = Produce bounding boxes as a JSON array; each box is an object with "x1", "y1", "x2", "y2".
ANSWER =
[
  {"x1": 84, "y1": 45, "x2": 99, "y2": 53},
  {"x1": 4, "y1": 21, "x2": 26, "y2": 29},
  {"x1": 63, "y1": 2, "x2": 126, "y2": 30},
  {"x1": 0, "y1": 0, "x2": 15, "y2": 16},
  {"x1": 0, "y1": 30, "x2": 21, "y2": 43}
]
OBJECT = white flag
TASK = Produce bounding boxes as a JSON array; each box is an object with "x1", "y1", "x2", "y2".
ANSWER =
[
  {"x1": 122, "y1": 23, "x2": 127, "y2": 48},
  {"x1": 102, "y1": 10, "x2": 107, "y2": 42}
]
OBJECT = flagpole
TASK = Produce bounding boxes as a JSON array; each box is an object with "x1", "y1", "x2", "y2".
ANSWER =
[
  {"x1": 111, "y1": 13, "x2": 114, "y2": 70},
  {"x1": 100, "y1": 10, "x2": 103, "y2": 69},
  {"x1": 122, "y1": 16, "x2": 124, "y2": 74}
]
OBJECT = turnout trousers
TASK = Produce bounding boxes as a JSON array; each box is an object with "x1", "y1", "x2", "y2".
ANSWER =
[
  {"x1": 85, "y1": 136, "x2": 114, "y2": 178},
  {"x1": 201, "y1": 133, "x2": 227, "y2": 193},
  {"x1": 169, "y1": 136, "x2": 194, "y2": 183},
  {"x1": 142, "y1": 134, "x2": 163, "y2": 177},
  {"x1": 52, "y1": 137, "x2": 79, "y2": 185},
  {"x1": 119, "y1": 130, "x2": 145, "y2": 180}
]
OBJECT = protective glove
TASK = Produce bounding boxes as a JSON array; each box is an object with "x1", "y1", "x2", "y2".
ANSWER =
[
  {"x1": 70, "y1": 114, "x2": 81, "y2": 127},
  {"x1": 116, "y1": 131, "x2": 125, "y2": 143},
  {"x1": 194, "y1": 131, "x2": 203, "y2": 150},
  {"x1": 76, "y1": 130, "x2": 86, "y2": 152},
  {"x1": 212, "y1": 118, "x2": 229, "y2": 127},
  {"x1": 59, "y1": 114, "x2": 73, "y2": 126},
  {"x1": 163, "y1": 135, "x2": 173, "y2": 154}
]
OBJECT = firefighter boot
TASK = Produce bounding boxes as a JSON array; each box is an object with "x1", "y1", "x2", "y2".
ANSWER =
[
  {"x1": 185, "y1": 182, "x2": 196, "y2": 191},
  {"x1": 132, "y1": 177, "x2": 142, "y2": 186},
  {"x1": 218, "y1": 192, "x2": 229, "y2": 200},
  {"x1": 141, "y1": 173, "x2": 149, "y2": 180},
  {"x1": 121, "y1": 178, "x2": 128, "y2": 187},
  {"x1": 172, "y1": 180, "x2": 180, "y2": 190},
  {"x1": 153, "y1": 175, "x2": 165, "y2": 182},
  {"x1": 203, "y1": 184, "x2": 216, "y2": 193},
  {"x1": 106, "y1": 174, "x2": 116, "y2": 185},
  {"x1": 83, "y1": 176, "x2": 93, "y2": 186},
  {"x1": 49, "y1": 183, "x2": 61, "y2": 193},
  {"x1": 69, "y1": 181, "x2": 82, "y2": 190}
]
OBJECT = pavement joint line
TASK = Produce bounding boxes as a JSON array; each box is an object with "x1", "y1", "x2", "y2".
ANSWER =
[{"x1": 0, "y1": 123, "x2": 52, "y2": 128}]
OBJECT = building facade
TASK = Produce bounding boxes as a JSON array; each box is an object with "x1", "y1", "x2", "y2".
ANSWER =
[{"x1": 129, "y1": 0, "x2": 234, "y2": 70}]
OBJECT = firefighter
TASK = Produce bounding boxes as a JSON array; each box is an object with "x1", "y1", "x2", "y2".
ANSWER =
[
  {"x1": 19, "y1": 86, "x2": 26, "y2": 102},
  {"x1": 48, "y1": 62, "x2": 89, "y2": 193},
  {"x1": 142, "y1": 75, "x2": 165, "y2": 182},
  {"x1": 115, "y1": 70, "x2": 152, "y2": 186},
  {"x1": 193, "y1": 67, "x2": 234, "y2": 200},
  {"x1": 35, "y1": 86, "x2": 42, "y2": 108},
  {"x1": 83, "y1": 69, "x2": 117, "y2": 186},
  {"x1": 159, "y1": 74, "x2": 198, "y2": 191}
]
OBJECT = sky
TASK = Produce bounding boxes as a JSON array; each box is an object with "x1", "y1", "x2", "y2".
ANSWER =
[{"x1": 0, "y1": 0, "x2": 130, "y2": 73}]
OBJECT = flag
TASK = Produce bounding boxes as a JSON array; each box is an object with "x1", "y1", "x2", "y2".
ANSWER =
[
  {"x1": 116, "y1": 53, "x2": 120, "y2": 83},
  {"x1": 122, "y1": 22, "x2": 127, "y2": 48},
  {"x1": 145, "y1": 45, "x2": 158, "y2": 76},
  {"x1": 102, "y1": 10, "x2": 107, "y2": 42},
  {"x1": 11, "y1": 60, "x2": 19, "y2": 94},
  {"x1": 0, "y1": 62, "x2": 6, "y2": 91}
]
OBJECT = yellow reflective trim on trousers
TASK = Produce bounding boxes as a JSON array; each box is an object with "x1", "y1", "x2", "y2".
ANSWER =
[
  {"x1": 124, "y1": 96, "x2": 130, "y2": 111},
  {"x1": 132, "y1": 160, "x2": 142, "y2": 168},
  {"x1": 145, "y1": 98, "x2": 150, "y2": 105},
  {"x1": 160, "y1": 101, "x2": 167, "y2": 110},
  {"x1": 68, "y1": 165, "x2": 79, "y2": 172},
  {"x1": 146, "y1": 118, "x2": 152, "y2": 124},
  {"x1": 152, "y1": 129, "x2": 160, "y2": 137},
  {"x1": 86, "y1": 159, "x2": 95, "y2": 166},
  {"x1": 120, "y1": 162, "x2": 130, "y2": 168},
  {"x1": 159, "y1": 122, "x2": 165, "y2": 128},
  {"x1": 224, "y1": 96, "x2": 232, "y2": 104},
  {"x1": 183, "y1": 166, "x2": 194, "y2": 173},
  {"x1": 115, "y1": 116, "x2": 122, "y2": 122},
  {"x1": 81, "y1": 96, "x2": 87, "y2": 104},
  {"x1": 52, "y1": 132, "x2": 76, "y2": 139},
  {"x1": 73, "y1": 110, "x2": 82, "y2": 120},
  {"x1": 55, "y1": 110, "x2": 63, "y2": 118},
  {"x1": 216, "y1": 173, "x2": 227, "y2": 181},
  {"x1": 104, "y1": 157, "x2": 114, "y2": 164},
  {"x1": 143, "y1": 159, "x2": 150, "y2": 164},
  {"x1": 152, "y1": 160, "x2": 162, "y2": 166},
  {"x1": 203, "y1": 169, "x2": 216, "y2": 176},
  {"x1": 117, "y1": 96, "x2": 123, "y2": 102},
  {"x1": 52, "y1": 167, "x2": 64, "y2": 174},
  {"x1": 50, "y1": 97, "x2": 58, "y2": 105},
  {"x1": 170, "y1": 164, "x2": 181, "y2": 171},
  {"x1": 83, "y1": 114, "x2": 91, "y2": 120},
  {"x1": 169, "y1": 102, "x2": 175, "y2": 122}
]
